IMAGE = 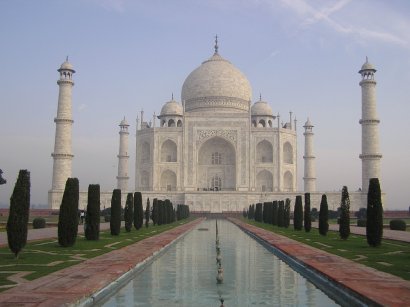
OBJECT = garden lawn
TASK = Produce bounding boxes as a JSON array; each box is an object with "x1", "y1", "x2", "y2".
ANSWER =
[
  {"x1": 244, "y1": 219, "x2": 410, "y2": 281},
  {"x1": 0, "y1": 218, "x2": 194, "y2": 292}
]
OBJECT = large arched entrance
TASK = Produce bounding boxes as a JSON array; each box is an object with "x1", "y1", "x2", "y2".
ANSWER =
[{"x1": 197, "y1": 137, "x2": 236, "y2": 191}]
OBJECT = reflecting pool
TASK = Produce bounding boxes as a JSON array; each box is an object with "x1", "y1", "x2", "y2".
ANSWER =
[{"x1": 101, "y1": 219, "x2": 338, "y2": 306}]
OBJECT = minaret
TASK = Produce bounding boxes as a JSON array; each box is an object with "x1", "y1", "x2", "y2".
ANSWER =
[
  {"x1": 117, "y1": 117, "x2": 130, "y2": 191},
  {"x1": 51, "y1": 58, "x2": 75, "y2": 191},
  {"x1": 303, "y1": 118, "x2": 316, "y2": 192},
  {"x1": 359, "y1": 57, "x2": 381, "y2": 193}
]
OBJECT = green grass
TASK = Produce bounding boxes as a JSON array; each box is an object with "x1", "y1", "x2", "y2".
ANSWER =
[
  {"x1": 244, "y1": 219, "x2": 410, "y2": 281},
  {"x1": 0, "y1": 218, "x2": 194, "y2": 291}
]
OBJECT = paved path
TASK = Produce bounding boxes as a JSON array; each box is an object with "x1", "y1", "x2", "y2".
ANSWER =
[
  {"x1": 0, "y1": 223, "x2": 111, "y2": 247},
  {"x1": 2, "y1": 220, "x2": 409, "y2": 247},
  {"x1": 0, "y1": 218, "x2": 204, "y2": 306},
  {"x1": 311, "y1": 222, "x2": 410, "y2": 243},
  {"x1": 231, "y1": 218, "x2": 410, "y2": 307}
]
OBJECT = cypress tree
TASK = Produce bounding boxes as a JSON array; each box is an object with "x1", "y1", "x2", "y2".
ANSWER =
[
  {"x1": 110, "y1": 189, "x2": 121, "y2": 235},
  {"x1": 284, "y1": 198, "x2": 291, "y2": 228},
  {"x1": 294, "y1": 195, "x2": 303, "y2": 230},
  {"x1": 124, "y1": 193, "x2": 133, "y2": 232},
  {"x1": 7, "y1": 169, "x2": 30, "y2": 258},
  {"x1": 272, "y1": 201, "x2": 278, "y2": 226},
  {"x1": 152, "y1": 198, "x2": 158, "y2": 225},
  {"x1": 165, "y1": 199, "x2": 171, "y2": 224},
  {"x1": 304, "y1": 193, "x2": 311, "y2": 232},
  {"x1": 158, "y1": 200, "x2": 164, "y2": 225},
  {"x1": 278, "y1": 201, "x2": 285, "y2": 227},
  {"x1": 319, "y1": 194, "x2": 329, "y2": 236},
  {"x1": 145, "y1": 198, "x2": 150, "y2": 228},
  {"x1": 263, "y1": 202, "x2": 268, "y2": 223},
  {"x1": 85, "y1": 184, "x2": 100, "y2": 240},
  {"x1": 339, "y1": 186, "x2": 350, "y2": 240},
  {"x1": 58, "y1": 178, "x2": 79, "y2": 247},
  {"x1": 133, "y1": 192, "x2": 143, "y2": 230},
  {"x1": 255, "y1": 203, "x2": 263, "y2": 222},
  {"x1": 367, "y1": 178, "x2": 383, "y2": 247}
]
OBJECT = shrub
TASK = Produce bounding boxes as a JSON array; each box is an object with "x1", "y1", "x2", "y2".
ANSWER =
[
  {"x1": 133, "y1": 192, "x2": 143, "y2": 230},
  {"x1": 304, "y1": 193, "x2": 311, "y2": 232},
  {"x1": 58, "y1": 178, "x2": 79, "y2": 247},
  {"x1": 293, "y1": 196, "x2": 303, "y2": 231},
  {"x1": 152, "y1": 198, "x2": 158, "y2": 225},
  {"x1": 104, "y1": 215, "x2": 111, "y2": 222},
  {"x1": 85, "y1": 184, "x2": 100, "y2": 240},
  {"x1": 33, "y1": 217, "x2": 46, "y2": 229},
  {"x1": 272, "y1": 201, "x2": 278, "y2": 226},
  {"x1": 145, "y1": 198, "x2": 150, "y2": 227},
  {"x1": 124, "y1": 193, "x2": 133, "y2": 232},
  {"x1": 339, "y1": 186, "x2": 350, "y2": 240},
  {"x1": 357, "y1": 219, "x2": 367, "y2": 227},
  {"x1": 278, "y1": 201, "x2": 285, "y2": 227},
  {"x1": 284, "y1": 198, "x2": 291, "y2": 228},
  {"x1": 319, "y1": 194, "x2": 329, "y2": 236},
  {"x1": 367, "y1": 178, "x2": 384, "y2": 246},
  {"x1": 110, "y1": 189, "x2": 121, "y2": 235},
  {"x1": 7, "y1": 170, "x2": 30, "y2": 259},
  {"x1": 255, "y1": 203, "x2": 263, "y2": 222},
  {"x1": 356, "y1": 207, "x2": 367, "y2": 220},
  {"x1": 389, "y1": 219, "x2": 406, "y2": 231}
]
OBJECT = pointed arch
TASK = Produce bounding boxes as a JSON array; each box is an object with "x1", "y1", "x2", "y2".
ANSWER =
[
  {"x1": 283, "y1": 142, "x2": 293, "y2": 164},
  {"x1": 283, "y1": 171, "x2": 293, "y2": 191},
  {"x1": 161, "y1": 170, "x2": 177, "y2": 191},
  {"x1": 161, "y1": 139, "x2": 177, "y2": 162},
  {"x1": 256, "y1": 140, "x2": 273, "y2": 163},
  {"x1": 256, "y1": 170, "x2": 273, "y2": 192}
]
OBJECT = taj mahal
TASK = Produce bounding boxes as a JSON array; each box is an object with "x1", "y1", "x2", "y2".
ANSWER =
[{"x1": 48, "y1": 38, "x2": 382, "y2": 212}]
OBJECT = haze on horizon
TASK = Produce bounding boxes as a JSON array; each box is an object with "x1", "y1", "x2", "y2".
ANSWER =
[{"x1": 1, "y1": 0, "x2": 409, "y2": 210}]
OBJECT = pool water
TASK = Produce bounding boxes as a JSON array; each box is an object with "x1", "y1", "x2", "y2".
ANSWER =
[{"x1": 101, "y1": 219, "x2": 338, "y2": 306}]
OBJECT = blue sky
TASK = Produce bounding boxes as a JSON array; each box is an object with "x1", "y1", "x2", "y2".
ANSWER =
[{"x1": 0, "y1": 0, "x2": 409, "y2": 209}]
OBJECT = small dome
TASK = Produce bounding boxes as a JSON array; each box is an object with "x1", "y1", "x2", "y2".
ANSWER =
[
  {"x1": 251, "y1": 99, "x2": 273, "y2": 116},
  {"x1": 59, "y1": 59, "x2": 75, "y2": 72},
  {"x1": 359, "y1": 57, "x2": 376, "y2": 73},
  {"x1": 160, "y1": 99, "x2": 183, "y2": 116},
  {"x1": 120, "y1": 118, "x2": 129, "y2": 126},
  {"x1": 304, "y1": 118, "x2": 313, "y2": 127}
]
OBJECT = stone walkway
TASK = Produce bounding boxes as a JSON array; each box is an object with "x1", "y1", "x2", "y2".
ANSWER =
[
  {"x1": 0, "y1": 219, "x2": 203, "y2": 306},
  {"x1": 230, "y1": 218, "x2": 410, "y2": 307},
  {"x1": 0, "y1": 223, "x2": 111, "y2": 247}
]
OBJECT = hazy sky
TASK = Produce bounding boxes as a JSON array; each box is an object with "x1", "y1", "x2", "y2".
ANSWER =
[{"x1": 1, "y1": 0, "x2": 409, "y2": 209}]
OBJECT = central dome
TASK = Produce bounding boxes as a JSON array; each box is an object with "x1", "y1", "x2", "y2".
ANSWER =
[{"x1": 181, "y1": 52, "x2": 252, "y2": 112}]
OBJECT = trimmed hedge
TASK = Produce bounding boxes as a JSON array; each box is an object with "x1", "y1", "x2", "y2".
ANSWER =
[
  {"x1": 319, "y1": 194, "x2": 329, "y2": 236},
  {"x1": 33, "y1": 217, "x2": 46, "y2": 229},
  {"x1": 7, "y1": 169, "x2": 31, "y2": 258},
  {"x1": 339, "y1": 186, "x2": 350, "y2": 240},
  {"x1": 390, "y1": 219, "x2": 406, "y2": 231},
  {"x1": 124, "y1": 193, "x2": 133, "y2": 232},
  {"x1": 293, "y1": 196, "x2": 303, "y2": 231},
  {"x1": 357, "y1": 219, "x2": 367, "y2": 227},
  {"x1": 58, "y1": 178, "x2": 79, "y2": 247},
  {"x1": 110, "y1": 189, "x2": 121, "y2": 235},
  {"x1": 304, "y1": 193, "x2": 311, "y2": 232},
  {"x1": 85, "y1": 184, "x2": 100, "y2": 240},
  {"x1": 367, "y1": 178, "x2": 383, "y2": 247},
  {"x1": 133, "y1": 192, "x2": 143, "y2": 230}
]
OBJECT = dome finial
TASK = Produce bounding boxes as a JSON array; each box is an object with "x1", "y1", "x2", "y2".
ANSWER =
[
  {"x1": 214, "y1": 34, "x2": 219, "y2": 54},
  {"x1": 366, "y1": 56, "x2": 368, "y2": 63},
  {"x1": 259, "y1": 93, "x2": 262, "y2": 101},
  {"x1": 66, "y1": 55, "x2": 69, "y2": 62},
  {"x1": 172, "y1": 92, "x2": 174, "y2": 100}
]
